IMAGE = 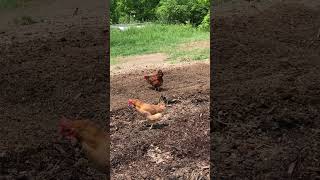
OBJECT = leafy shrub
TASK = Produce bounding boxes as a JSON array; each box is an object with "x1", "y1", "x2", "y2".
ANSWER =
[
  {"x1": 156, "y1": 0, "x2": 209, "y2": 26},
  {"x1": 112, "y1": 0, "x2": 160, "y2": 24},
  {"x1": 198, "y1": 11, "x2": 210, "y2": 31},
  {"x1": 156, "y1": 0, "x2": 191, "y2": 24},
  {"x1": 110, "y1": 0, "x2": 209, "y2": 27}
]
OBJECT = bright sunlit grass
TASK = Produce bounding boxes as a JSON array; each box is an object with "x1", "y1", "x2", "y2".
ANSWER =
[{"x1": 110, "y1": 23, "x2": 209, "y2": 64}]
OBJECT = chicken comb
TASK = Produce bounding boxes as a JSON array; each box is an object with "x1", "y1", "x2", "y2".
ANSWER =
[
  {"x1": 58, "y1": 116, "x2": 71, "y2": 132},
  {"x1": 128, "y1": 99, "x2": 136, "y2": 108},
  {"x1": 143, "y1": 72, "x2": 148, "y2": 79},
  {"x1": 59, "y1": 116, "x2": 69, "y2": 125}
]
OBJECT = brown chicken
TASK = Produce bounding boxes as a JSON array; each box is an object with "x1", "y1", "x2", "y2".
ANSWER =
[
  {"x1": 58, "y1": 117, "x2": 109, "y2": 174},
  {"x1": 144, "y1": 70, "x2": 164, "y2": 91},
  {"x1": 128, "y1": 98, "x2": 166, "y2": 129}
]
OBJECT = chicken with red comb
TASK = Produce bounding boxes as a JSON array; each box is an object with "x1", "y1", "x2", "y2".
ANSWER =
[
  {"x1": 58, "y1": 117, "x2": 109, "y2": 174},
  {"x1": 127, "y1": 98, "x2": 166, "y2": 129}
]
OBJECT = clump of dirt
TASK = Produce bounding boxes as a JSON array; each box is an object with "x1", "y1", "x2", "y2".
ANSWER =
[
  {"x1": 211, "y1": 1, "x2": 320, "y2": 179},
  {"x1": 111, "y1": 63, "x2": 210, "y2": 178}
]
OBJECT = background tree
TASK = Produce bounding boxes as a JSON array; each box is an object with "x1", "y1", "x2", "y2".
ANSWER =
[
  {"x1": 112, "y1": 0, "x2": 160, "y2": 23},
  {"x1": 156, "y1": 0, "x2": 209, "y2": 26},
  {"x1": 110, "y1": 0, "x2": 210, "y2": 30}
]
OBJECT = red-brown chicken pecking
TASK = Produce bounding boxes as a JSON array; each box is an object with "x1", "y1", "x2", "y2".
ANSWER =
[
  {"x1": 144, "y1": 70, "x2": 164, "y2": 91},
  {"x1": 58, "y1": 117, "x2": 109, "y2": 174}
]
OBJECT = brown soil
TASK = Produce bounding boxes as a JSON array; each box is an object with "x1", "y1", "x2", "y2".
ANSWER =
[
  {"x1": 212, "y1": 0, "x2": 320, "y2": 179},
  {"x1": 1, "y1": 0, "x2": 108, "y2": 179},
  {"x1": 116, "y1": 53, "x2": 167, "y2": 64},
  {"x1": 111, "y1": 62, "x2": 210, "y2": 179},
  {"x1": 111, "y1": 53, "x2": 168, "y2": 75}
]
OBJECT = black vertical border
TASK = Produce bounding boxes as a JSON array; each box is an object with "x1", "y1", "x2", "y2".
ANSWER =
[{"x1": 105, "y1": 0, "x2": 111, "y2": 179}]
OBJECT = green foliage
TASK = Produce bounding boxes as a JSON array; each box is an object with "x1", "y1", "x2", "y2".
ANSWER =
[
  {"x1": 156, "y1": 0, "x2": 191, "y2": 24},
  {"x1": 110, "y1": 0, "x2": 209, "y2": 27},
  {"x1": 0, "y1": 0, "x2": 18, "y2": 8},
  {"x1": 111, "y1": 0, "x2": 160, "y2": 24},
  {"x1": 189, "y1": 0, "x2": 209, "y2": 26},
  {"x1": 156, "y1": 0, "x2": 209, "y2": 26},
  {"x1": 198, "y1": 11, "x2": 210, "y2": 31},
  {"x1": 0, "y1": 0, "x2": 31, "y2": 9},
  {"x1": 110, "y1": 0, "x2": 118, "y2": 24}
]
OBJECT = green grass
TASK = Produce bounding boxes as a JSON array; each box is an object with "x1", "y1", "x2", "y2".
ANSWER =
[
  {"x1": 0, "y1": 0, "x2": 18, "y2": 9},
  {"x1": 13, "y1": 15, "x2": 37, "y2": 25},
  {"x1": 168, "y1": 48, "x2": 210, "y2": 63},
  {"x1": 110, "y1": 23, "x2": 209, "y2": 64},
  {"x1": 0, "y1": 0, "x2": 31, "y2": 9}
]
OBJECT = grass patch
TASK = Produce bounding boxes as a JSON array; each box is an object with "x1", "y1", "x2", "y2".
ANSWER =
[
  {"x1": 110, "y1": 23, "x2": 209, "y2": 64},
  {"x1": 13, "y1": 15, "x2": 37, "y2": 25},
  {"x1": 0, "y1": 0, "x2": 18, "y2": 9},
  {"x1": 0, "y1": 0, "x2": 31, "y2": 9},
  {"x1": 168, "y1": 48, "x2": 210, "y2": 63}
]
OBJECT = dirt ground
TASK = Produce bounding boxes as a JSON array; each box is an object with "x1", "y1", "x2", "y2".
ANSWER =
[
  {"x1": 212, "y1": 0, "x2": 320, "y2": 179},
  {"x1": 0, "y1": 0, "x2": 108, "y2": 179},
  {"x1": 109, "y1": 31, "x2": 210, "y2": 180},
  {"x1": 110, "y1": 59, "x2": 210, "y2": 179}
]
